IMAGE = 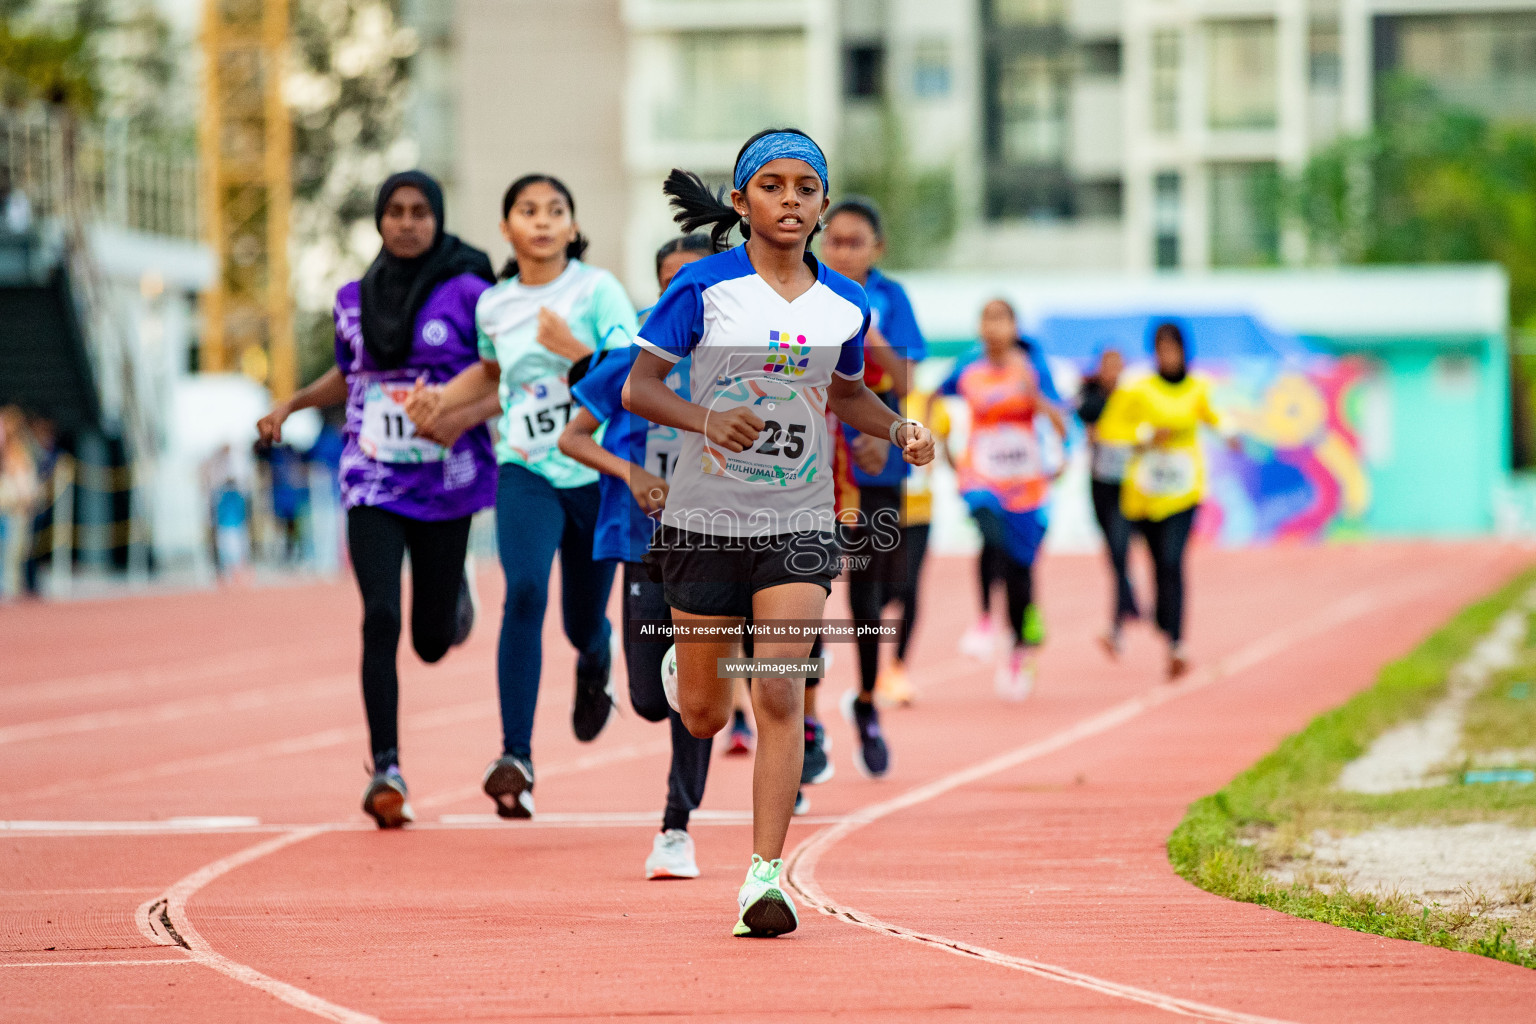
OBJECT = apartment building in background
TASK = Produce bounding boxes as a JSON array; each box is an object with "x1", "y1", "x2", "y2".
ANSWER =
[{"x1": 432, "y1": 0, "x2": 1536, "y2": 299}]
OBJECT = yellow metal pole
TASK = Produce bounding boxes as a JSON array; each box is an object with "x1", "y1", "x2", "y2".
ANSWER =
[
  {"x1": 198, "y1": 0, "x2": 226, "y2": 373},
  {"x1": 263, "y1": 0, "x2": 294, "y2": 402}
]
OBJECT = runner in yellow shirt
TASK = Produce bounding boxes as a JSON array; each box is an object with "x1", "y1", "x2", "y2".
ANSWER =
[{"x1": 1099, "y1": 321, "x2": 1236, "y2": 680}]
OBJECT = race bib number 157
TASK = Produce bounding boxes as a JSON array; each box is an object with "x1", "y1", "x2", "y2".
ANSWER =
[{"x1": 504, "y1": 377, "x2": 575, "y2": 460}]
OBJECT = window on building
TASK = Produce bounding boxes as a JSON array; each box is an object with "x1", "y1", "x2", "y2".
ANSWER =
[
  {"x1": 1154, "y1": 171, "x2": 1180, "y2": 269},
  {"x1": 1207, "y1": 19, "x2": 1278, "y2": 130},
  {"x1": 845, "y1": 43, "x2": 885, "y2": 100},
  {"x1": 1209, "y1": 161, "x2": 1280, "y2": 267},
  {"x1": 1080, "y1": 40, "x2": 1122, "y2": 78},
  {"x1": 1152, "y1": 30, "x2": 1180, "y2": 136},
  {"x1": 983, "y1": 0, "x2": 1072, "y2": 218},
  {"x1": 1379, "y1": 13, "x2": 1536, "y2": 124},
  {"x1": 1309, "y1": 21, "x2": 1340, "y2": 89},
  {"x1": 996, "y1": 53, "x2": 1067, "y2": 164},
  {"x1": 912, "y1": 40, "x2": 952, "y2": 98},
  {"x1": 655, "y1": 32, "x2": 807, "y2": 144},
  {"x1": 1077, "y1": 178, "x2": 1122, "y2": 219},
  {"x1": 993, "y1": 0, "x2": 1066, "y2": 27}
]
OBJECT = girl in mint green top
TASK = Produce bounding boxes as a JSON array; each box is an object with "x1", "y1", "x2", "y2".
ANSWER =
[
  {"x1": 476, "y1": 256, "x2": 637, "y2": 486},
  {"x1": 404, "y1": 174, "x2": 637, "y2": 818}
]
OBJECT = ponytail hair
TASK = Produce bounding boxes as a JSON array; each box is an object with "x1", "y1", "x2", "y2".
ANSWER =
[
  {"x1": 662, "y1": 169, "x2": 741, "y2": 249},
  {"x1": 662, "y1": 126, "x2": 826, "y2": 249},
  {"x1": 498, "y1": 173, "x2": 590, "y2": 280}
]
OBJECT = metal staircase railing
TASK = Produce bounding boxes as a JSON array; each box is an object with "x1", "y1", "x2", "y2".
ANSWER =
[{"x1": 2, "y1": 107, "x2": 200, "y2": 591}]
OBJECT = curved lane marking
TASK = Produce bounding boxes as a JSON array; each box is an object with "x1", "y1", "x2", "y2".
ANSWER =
[
  {"x1": 136, "y1": 826, "x2": 382, "y2": 1024},
  {"x1": 128, "y1": 738, "x2": 678, "y2": 1022},
  {"x1": 786, "y1": 570, "x2": 1470, "y2": 1024}
]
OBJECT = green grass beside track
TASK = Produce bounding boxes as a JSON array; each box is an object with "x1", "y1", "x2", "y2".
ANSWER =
[{"x1": 1167, "y1": 568, "x2": 1536, "y2": 969}]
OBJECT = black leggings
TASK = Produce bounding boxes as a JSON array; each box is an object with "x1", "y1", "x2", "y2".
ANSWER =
[
  {"x1": 848, "y1": 524, "x2": 931, "y2": 693},
  {"x1": 978, "y1": 539, "x2": 1006, "y2": 615},
  {"x1": 1132, "y1": 506, "x2": 1196, "y2": 644},
  {"x1": 347, "y1": 505, "x2": 472, "y2": 765},
  {"x1": 972, "y1": 507, "x2": 1034, "y2": 648},
  {"x1": 1090, "y1": 478, "x2": 1139, "y2": 625},
  {"x1": 622, "y1": 561, "x2": 712, "y2": 832}
]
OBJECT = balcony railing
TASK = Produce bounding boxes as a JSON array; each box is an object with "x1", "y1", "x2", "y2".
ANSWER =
[{"x1": 0, "y1": 108, "x2": 199, "y2": 241}]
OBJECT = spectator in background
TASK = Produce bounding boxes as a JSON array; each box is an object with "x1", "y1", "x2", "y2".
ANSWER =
[
  {"x1": 20, "y1": 413, "x2": 57, "y2": 597},
  {"x1": 1077, "y1": 347, "x2": 1139, "y2": 657},
  {"x1": 0, "y1": 167, "x2": 32, "y2": 234},
  {"x1": 0, "y1": 407, "x2": 42, "y2": 599},
  {"x1": 261, "y1": 441, "x2": 311, "y2": 563},
  {"x1": 201, "y1": 443, "x2": 250, "y2": 580}
]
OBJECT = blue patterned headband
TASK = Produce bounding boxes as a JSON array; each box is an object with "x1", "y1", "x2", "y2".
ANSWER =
[{"x1": 733, "y1": 132, "x2": 829, "y2": 193}]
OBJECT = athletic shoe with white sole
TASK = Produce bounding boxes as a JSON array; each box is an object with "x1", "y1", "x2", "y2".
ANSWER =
[
  {"x1": 361, "y1": 765, "x2": 414, "y2": 829},
  {"x1": 645, "y1": 828, "x2": 700, "y2": 880},
  {"x1": 958, "y1": 616, "x2": 997, "y2": 660},
  {"x1": 995, "y1": 647, "x2": 1035, "y2": 702},
  {"x1": 793, "y1": 789, "x2": 810, "y2": 816},
  {"x1": 840, "y1": 688, "x2": 891, "y2": 778},
  {"x1": 801, "y1": 717, "x2": 834, "y2": 785},
  {"x1": 733, "y1": 854, "x2": 798, "y2": 937},
  {"x1": 661, "y1": 644, "x2": 680, "y2": 714},
  {"x1": 725, "y1": 709, "x2": 753, "y2": 756},
  {"x1": 572, "y1": 635, "x2": 616, "y2": 742},
  {"x1": 482, "y1": 755, "x2": 535, "y2": 819}
]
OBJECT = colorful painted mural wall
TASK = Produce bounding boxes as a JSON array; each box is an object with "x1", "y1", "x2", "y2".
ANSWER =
[{"x1": 1197, "y1": 357, "x2": 1371, "y2": 546}]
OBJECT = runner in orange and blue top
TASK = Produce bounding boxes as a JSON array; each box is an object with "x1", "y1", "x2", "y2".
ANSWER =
[{"x1": 933, "y1": 299, "x2": 1066, "y2": 701}]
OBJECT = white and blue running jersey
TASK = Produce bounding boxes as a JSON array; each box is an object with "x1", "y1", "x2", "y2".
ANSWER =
[
  {"x1": 636, "y1": 245, "x2": 868, "y2": 538},
  {"x1": 570, "y1": 342, "x2": 691, "y2": 563}
]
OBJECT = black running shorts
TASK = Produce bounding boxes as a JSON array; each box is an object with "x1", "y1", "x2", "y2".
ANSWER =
[{"x1": 647, "y1": 525, "x2": 839, "y2": 618}]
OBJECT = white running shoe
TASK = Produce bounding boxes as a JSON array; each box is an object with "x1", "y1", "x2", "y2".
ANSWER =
[
  {"x1": 661, "y1": 644, "x2": 680, "y2": 713},
  {"x1": 995, "y1": 647, "x2": 1035, "y2": 702},
  {"x1": 959, "y1": 616, "x2": 998, "y2": 660},
  {"x1": 645, "y1": 828, "x2": 700, "y2": 880},
  {"x1": 733, "y1": 854, "x2": 798, "y2": 937}
]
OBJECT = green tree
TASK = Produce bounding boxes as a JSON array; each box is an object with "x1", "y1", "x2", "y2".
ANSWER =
[
  {"x1": 0, "y1": 1, "x2": 184, "y2": 137},
  {"x1": 1291, "y1": 76, "x2": 1536, "y2": 463},
  {"x1": 287, "y1": 0, "x2": 416, "y2": 385},
  {"x1": 842, "y1": 103, "x2": 958, "y2": 270}
]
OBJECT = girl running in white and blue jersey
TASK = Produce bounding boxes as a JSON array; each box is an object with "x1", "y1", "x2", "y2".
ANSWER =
[
  {"x1": 557, "y1": 234, "x2": 717, "y2": 881},
  {"x1": 622, "y1": 129, "x2": 936, "y2": 937}
]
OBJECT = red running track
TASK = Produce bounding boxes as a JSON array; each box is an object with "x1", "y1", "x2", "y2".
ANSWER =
[{"x1": 2, "y1": 542, "x2": 1533, "y2": 1022}]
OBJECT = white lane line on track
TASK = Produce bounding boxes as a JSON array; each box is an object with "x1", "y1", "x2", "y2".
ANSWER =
[
  {"x1": 7, "y1": 698, "x2": 494, "y2": 804},
  {"x1": 785, "y1": 569, "x2": 1468, "y2": 1024},
  {"x1": 136, "y1": 826, "x2": 384, "y2": 1024},
  {"x1": 123, "y1": 737, "x2": 699, "y2": 1022},
  {"x1": 410, "y1": 737, "x2": 674, "y2": 810},
  {"x1": 0, "y1": 817, "x2": 261, "y2": 833},
  {"x1": 0, "y1": 647, "x2": 299, "y2": 708},
  {"x1": 1, "y1": 958, "x2": 195, "y2": 968},
  {"x1": 0, "y1": 678, "x2": 353, "y2": 747},
  {"x1": 0, "y1": 812, "x2": 851, "y2": 836}
]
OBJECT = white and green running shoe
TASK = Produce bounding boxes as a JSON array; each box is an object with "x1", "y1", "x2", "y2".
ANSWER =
[
  {"x1": 661, "y1": 644, "x2": 680, "y2": 714},
  {"x1": 733, "y1": 854, "x2": 798, "y2": 937}
]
